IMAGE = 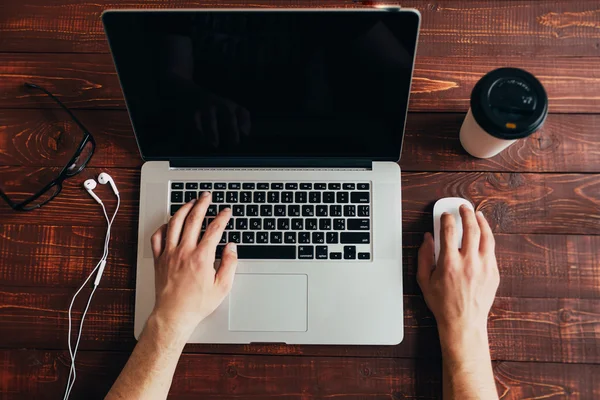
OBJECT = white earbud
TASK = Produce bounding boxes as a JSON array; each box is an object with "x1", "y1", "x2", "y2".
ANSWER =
[
  {"x1": 98, "y1": 172, "x2": 119, "y2": 195},
  {"x1": 83, "y1": 179, "x2": 103, "y2": 205}
]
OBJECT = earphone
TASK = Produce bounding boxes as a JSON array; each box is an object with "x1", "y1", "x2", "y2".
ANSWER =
[{"x1": 63, "y1": 173, "x2": 120, "y2": 400}]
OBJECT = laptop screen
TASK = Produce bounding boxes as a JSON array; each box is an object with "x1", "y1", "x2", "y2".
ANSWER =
[{"x1": 103, "y1": 10, "x2": 420, "y2": 162}]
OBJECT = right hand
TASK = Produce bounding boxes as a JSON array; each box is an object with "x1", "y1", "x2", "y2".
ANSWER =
[
  {"x1": 149, "y1": 192, "x2": 238, "y2": 340},
  {"x1": 417, "y1": 205, "x2": 500, "y2": 340}
]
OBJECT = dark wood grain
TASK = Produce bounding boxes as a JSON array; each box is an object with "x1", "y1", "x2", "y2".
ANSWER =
[
  {"x1": 3, "y1": 111, "x2": 600, "y2": 173},
  {"x1": 1, "y1": 223, "x2": 599, "y2": 300},
  {"x1": 1, "y1": 1, "x2": 600, "y2": 57},
  {"x1": 0, "y1": 287, "x2": 598, "y2": 363},
  {"x1": 2, "y1": 350, "x2": 598, "y2": 400},
  {"x1": 1, "y1": 54, "x2": 599, "y2": 113},
  {"x1": 2, "y1": 167, "x2": 598, "y2": 234}
]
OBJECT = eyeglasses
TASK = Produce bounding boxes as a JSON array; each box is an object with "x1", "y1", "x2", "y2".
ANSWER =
[{"x1": 0, "y1": 83, "x2": 96, "y2": 211}]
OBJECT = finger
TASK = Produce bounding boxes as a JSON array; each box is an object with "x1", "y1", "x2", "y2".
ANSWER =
[
  {"x1": 166, "y1": 199, "x2": 197, "y2": 249},
  {"x1": 200, "y1": 207, "x2": 232, "y2": 252},
  {"x1": 237, "y1": 107, "x2": 251, "y2": 136},
  {"x1": 180, "y1": 191, "x2": 212, "y2": 248},
  {"x1": 215, "y1": 242, "x2": 238, "y2": 292},
  {"x1": 151, "y1": 224, "x2": 167, "y2": 260},
  {"x1": 417, "y1": 232, "x2": 435, "y2": 287},
  {"x1": 460, "y1": 204, "x2": 480, "y2": 254},
  {"x1": 476, "y1": 211, "x2": 496, "y2": 254},
  {"x1": 438, "y1": 212, "x2": 458, "y2": 263}
]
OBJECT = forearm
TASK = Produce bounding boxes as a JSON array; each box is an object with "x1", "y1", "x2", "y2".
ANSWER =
[
  {"x1": 105, "y1": 315, "x2": 189, "y2": 400},
  {"x1": 439, "y1": 326, "x2": 498, "y2": 400}
]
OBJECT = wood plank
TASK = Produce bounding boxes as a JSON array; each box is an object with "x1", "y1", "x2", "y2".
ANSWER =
[
  {"x1": 0, "y1": 287, "x2": 598, "y2": 363},
  {"x1": 1, "y1": 223, "x2": 599, "y2": 299},
  {"x1": 1, "y1": 167, "x2": 598, "y2": 235},
  {"x1": 1, "y1": 54, "x2": 599, "y2": 113},
  {"x1": 2, "y1": 350, "x2": 598, "y2": 400},
  {"x1": 3, "y1": 111, "x2": 600, "y2": 173},
  {"x1": 1, "y1": 0, "x2": 600, "y2": 57}
]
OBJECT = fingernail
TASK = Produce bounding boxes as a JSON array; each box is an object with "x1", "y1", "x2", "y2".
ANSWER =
[
  {"x1": 201, "y1": 191, "x2": 211, "y2": 198},
  {"x1": 477, "y1": 210, "x2": 484, "y2": 217},
  {"x1": 228, "y1": 243, "x2": 237, "y2": 253},
  {"x1": 224, "y1": 207, "x2": 231, "y2": 212},
  {"x1": 441, "y1": 212, "x2": 449, "y2": 216},
  {"x1": 424, "y1": 232, "x2": 431, "y2": 240},
  {"x1": 190, "y1": 198, "x2": 197, "y2": 204}
]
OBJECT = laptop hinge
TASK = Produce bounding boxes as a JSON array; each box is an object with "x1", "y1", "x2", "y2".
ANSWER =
[{"x1": 169, "y1": 158, "x2": 373, "y2": 169}]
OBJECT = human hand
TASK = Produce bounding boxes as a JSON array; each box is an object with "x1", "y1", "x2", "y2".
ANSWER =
[
  {"x1": 417, "y1": 205, "x2": 500, "y2": 346},
  {"x1": 149, "y1": 192, "x2": 238, "y2": 340}
]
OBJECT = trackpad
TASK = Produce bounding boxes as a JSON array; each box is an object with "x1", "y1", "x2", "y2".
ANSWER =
[{"x1": 229, "y1": 274, "x2": 308, "y2": 332}]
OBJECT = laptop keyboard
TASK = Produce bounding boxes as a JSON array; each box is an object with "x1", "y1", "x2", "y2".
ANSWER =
[{"x1": 169, "y1": 181, "x2": 371, "y2": 261}]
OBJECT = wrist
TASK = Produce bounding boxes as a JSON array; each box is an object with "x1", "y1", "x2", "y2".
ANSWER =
[
  {"x1": 438, "y1": 323, "x2": 491, "y2": 363},
  {"x1": 143, "y1": 312, "x2": 194, "y2": 350}
]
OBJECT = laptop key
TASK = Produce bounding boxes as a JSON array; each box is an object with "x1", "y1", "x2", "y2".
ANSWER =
[
  {"x1": 170, "y1": 204, "x2": 182, "y2": 216},
  {"x1": 312, "y1": 232, "x2": 325, "y2": 244},
  {"x1": 344, "y1": 205, "x2": 356, "y2": 217},
  {"x1": 314, "y1": 183, "x2": 327, "y2": 190},
  {"x1": 344, "y1": 246, "x2": 357, "y2": 260},
  {"x1": 333, "y1": 219, "x2": 346, "y2": 230},
  {"x1": 337, "y1": 192, "x2": 349, "y2": 203},
  {"x1": 351, "y1": 192, "x2": 370, "y2": 203},
  {"x1": 286, "y1": 183, "x2": 298, "y2": 190},
  {"x1": 309, "y1": 191, "x2": 321, "y2": 203},
  {"x1": 254, "y1": 191, "x2": 266, "y2": 203},
  {"x1": 229, "y1": 232, "x2": 241, "y2": 243},
  {"x1": 220, "y1": 232, "x2": 227, "y2": 244},
  {"x1": 358, "y1": 183, "x2": 370, "y2": 190},
  {"x1": 302, "y1": 205, "x2": 314, "y2": 217},
  {"x1": 295, "y1": 192, "x2": 307, "y2": 203},
  {"x1": 343, "y1": 183, "x2": 355, "y2": 190},
  {"x1": 257, "y1": 183, "x2": 269, "y2": 190},
  {"x1": 214, "y1": 183, "x2": 227, "y2": 190},
  {"x1": 226, "y1": 192, "x2": 238, "y2": 203},
  {"x1": 316, "y1": 205, "x2": 328, "y2": 216},
  {"x1": 226, "y1": 219, "x2": 234, "y2": 230},
  {"x1": 242, "y1": 232, "x2": 255, "y2": 243},
  {"x1": 246, "y1": 205, "x2": 259, "y2": 216},
  {"x1": 358, "y1": 252, "x2": 371, "y2": 260},
  {"x1": 326, "y1": 232, "x2": 338, "y2": 244},
  {"x1": 264, "y1": 218, "x2": 276, "y2": 230},
  {"x1": 171, "y1": 182, "x2": 184, "y2": 189},
  {"x1": 328, "y1": 183, "x2": 341, "y2": 190},
  {"x1": 250, "y1": 218, "x2": 262, "y2": 230},
  {"x1": 186, "y1": 182, "x2": 198, "y2": 190},
  {"x1": 240, "y1": 191, "x2": 252, "y2": 203},
  {"x1": 288, "y1": 205, "x2": 300, "y2": 217},
  {"x1": 277, "y1": 218, "x2": 290, "y2": 230},
  {"x1": 270, "y1": 232, "x2": 283, "y2": 243},
  {"x1": 316, "y1": 246, "x2": 328, "y2": 259},
  {"x1": 323, "y1": 192, "x2": 335, "y2": 203},
  {"x1": 358, "y1": 205, "x2": 370, "y2": 217},
  {"x1": 274, "y1": 205, "x2": 286, "y2": 216},
  {"x1": 217, "y1": 245, "x2": 296, "y2": 259},
  {"x1": 319, "y1": 218, "x2": 332, "y2": 230},
  {"x1": 219, "y1": 204, "x2": 231, "y2": 213},
  {"x1": 299, "y1": 232, "x2": 311, "y2": 243},
  {"x1": 305, "y1": 218, "x2": 318, "y2": 230},
  {"x1": 347, "y1": 219, "x2": 370, "y2": 230},
  {"x1": 260, "y1": 205, "x2": 273, "y2": 216},
  {"x1": 228, "y1": 183, "x2": 240, "y2": 190},
  {"x1": 236, "y1": 218, "x2": 248, "y2": 230},
  {"x1": 298, "y1": 245, "x2": 314, "y2": 259},
  {"x1": 213, "y1": 191, "x2": 225, "y2": 203},
  {"x1": 242, "y1": 183, "x2": 255, "y2": 190},
  {"x1": 292, "y1": 218, "x2": 304, "y2": 230},
  {"x1": 330, "y1": 205, "x2": 342, "y2": 216},
  {"x1": 200, "y1": 182, "x2": 212, "y2": 190},
  {"x1": 232, "y1": 205, "x2": 245, "y2": 216},
  {"x1": 185, "y1": 191, "x2": 197, "y2": 202},
  {"x1": 257, "y1": 232, "x2": 269, "y2": 244},
  {"x1": 300, "y1": 183, "x2": 312, "y2": 190},
  {"x1": 330, "y1": 252, "x2": 342, "y2": 260},
  {"x1": 205, "y1": 205, "x2": 217, "y2": 216},
  {"x1": 284, "y1": 232, "x2": 296, "y2": 244},
  {"x1": 171, "y1": 191, "x2": 183, "y2": 203},
  {"x1": 271, "y1": 183, "x2": 283, "y2": 190},
  {"x1": 268, "y1": 191, "x2": 280, "y2": 203},
  {"x1": 282, "y1": 191, "x2": 294, "y2": 203},
  {"x1": 341, "y1": 232, "x2": 370, "y2": 244}
]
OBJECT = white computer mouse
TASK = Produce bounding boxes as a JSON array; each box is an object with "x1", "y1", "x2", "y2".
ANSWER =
[{"x1": 433, "y1": 197, "x2": 474, "y2": 263}]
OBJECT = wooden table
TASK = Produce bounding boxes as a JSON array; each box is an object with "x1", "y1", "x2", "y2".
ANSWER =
[{"x1": 1, "y1": 1, "x2": 599, "y2": 398}]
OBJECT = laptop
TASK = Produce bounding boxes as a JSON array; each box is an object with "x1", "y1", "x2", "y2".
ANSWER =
[{"x1": 103, "y1": 8, "x2": 420, "y2": 345}]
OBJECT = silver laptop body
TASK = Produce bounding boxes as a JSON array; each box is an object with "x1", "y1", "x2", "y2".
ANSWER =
[{"x1": 103, "y1": 8, "x2": 421, "y2": 345}]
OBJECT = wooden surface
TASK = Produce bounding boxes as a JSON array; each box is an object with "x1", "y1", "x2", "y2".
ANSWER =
[{"x1": 0, "y1": 1, "x2": 599, "y2": 398}]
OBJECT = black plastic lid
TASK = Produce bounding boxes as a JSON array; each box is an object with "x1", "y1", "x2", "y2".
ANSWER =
[{"x1": 471, "y1": 68, "x2": 548, "y2": 140}]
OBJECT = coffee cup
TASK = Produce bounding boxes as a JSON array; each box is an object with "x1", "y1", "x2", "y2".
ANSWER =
[{"x1": 460, "y1": 68, "x2": 548, "y2": 159}]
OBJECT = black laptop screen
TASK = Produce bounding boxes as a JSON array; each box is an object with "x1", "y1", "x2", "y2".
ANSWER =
[{"x1": 103, "y1": 10, "x2": 420, "y2": 162}]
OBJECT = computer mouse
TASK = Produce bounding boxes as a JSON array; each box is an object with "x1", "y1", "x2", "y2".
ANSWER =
[{"x1": 433, "y1": 197, "x2": 474, "y2": 263}]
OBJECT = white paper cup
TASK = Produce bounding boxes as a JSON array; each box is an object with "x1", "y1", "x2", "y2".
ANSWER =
[{"x1": 460, "y1": 68, "x2": 548, "y2": 159}]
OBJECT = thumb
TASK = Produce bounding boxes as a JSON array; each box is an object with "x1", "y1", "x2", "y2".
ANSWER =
[
  {"x1": 216, "y1": 243, "x2": 238, "y2": 292},
  {"x1": 417, "y1": 232, "x2": 435, "y2": 288}
]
